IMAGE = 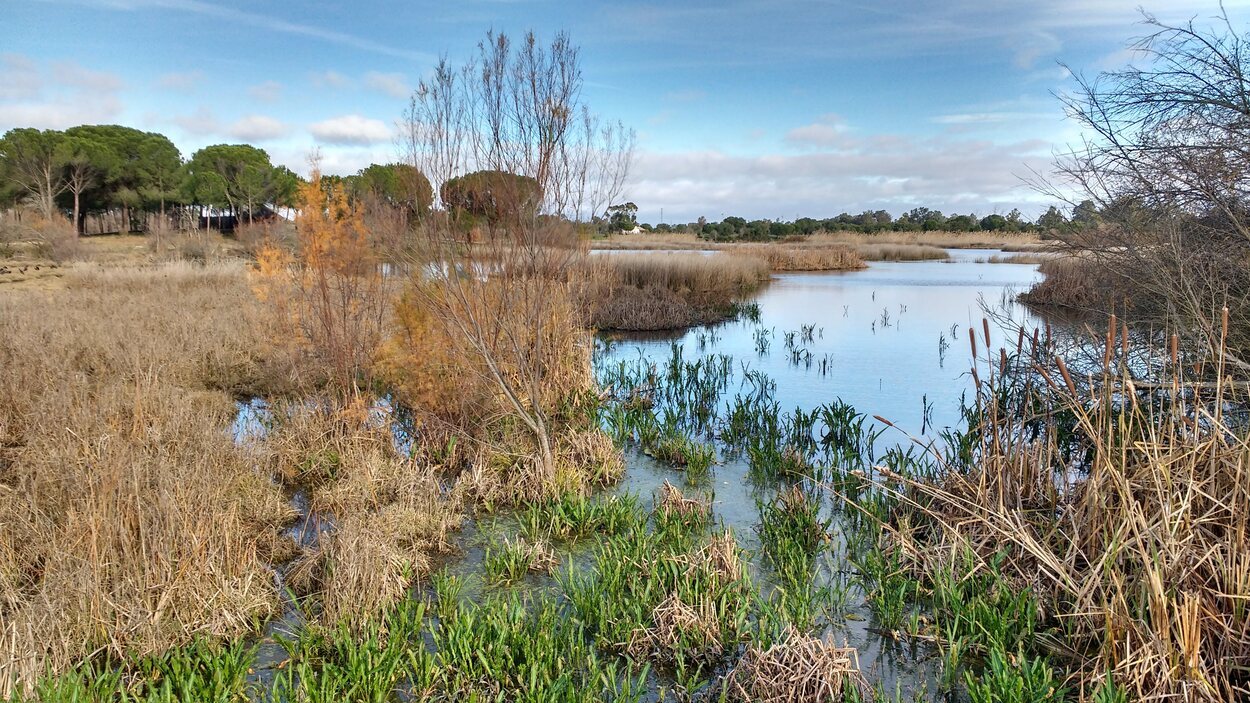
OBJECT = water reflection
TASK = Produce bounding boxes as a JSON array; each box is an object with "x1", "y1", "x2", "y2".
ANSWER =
[{"x1": 601, "y1": 251, "x2": 1045, "y2": 440}]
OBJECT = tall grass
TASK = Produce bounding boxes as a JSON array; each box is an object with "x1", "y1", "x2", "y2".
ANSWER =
[
  {"x1": 733, "y1": 243, "x2": 865, "y2": 271},
  {"x1": 0, "y1": 262, "x2": 295, "y2": 697},
  {"x1": 582, "y1": 253, "x2": 770, "y2": 330}
]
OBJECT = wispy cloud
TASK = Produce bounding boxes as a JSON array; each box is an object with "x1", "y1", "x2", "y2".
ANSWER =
[
  {"x1": 156, "y1": 70, "x2": 203, "y2": 92},
  {"x1": 46, "y1": 0, "x2": 434, "y2": 63},
  {"x1": 363, "y1": 71, "x2": 409, "y2": 98},
  {"x1": 247, "y1": 80, "x2": 283, "y2": 103}
]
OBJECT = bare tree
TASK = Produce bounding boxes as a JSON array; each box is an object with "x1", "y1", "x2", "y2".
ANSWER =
[
  {"x1": 401, "y1": 30, "x2": 634, "y2": 480},
  {"x1": 1038, "y1": 6, "x2": 1250, "y2": 366}
]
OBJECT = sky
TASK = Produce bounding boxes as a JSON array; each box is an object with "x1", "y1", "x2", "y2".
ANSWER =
[{"x1": 3, "y1": 0, "x2": 1247, "y2": 222}]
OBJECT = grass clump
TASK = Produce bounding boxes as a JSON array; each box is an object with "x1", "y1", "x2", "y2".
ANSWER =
[
  {"x1": 518, "y1": 493, "x2": 646, "y2": 542},
  {"x1": 20, "y1": 639, "x2": 255, "y2": 703},
  {"x1": 483, "y1": 536, "x2": 559, "y2": 586},
  {"x1": 560, "y1": 494, "x2": 753, "y2": 692},
  {"x1": 433, "y1": 592, "x2": 648, "y2": 702}
]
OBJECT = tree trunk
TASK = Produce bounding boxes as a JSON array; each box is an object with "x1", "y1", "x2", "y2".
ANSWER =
[{"x1": 72, "y1": 191, "x2": 81, "y2": 236}]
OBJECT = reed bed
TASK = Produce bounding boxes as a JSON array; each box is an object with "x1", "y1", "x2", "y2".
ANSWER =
[
  {"x1": 0, "y1": 262, "x2": 295, "y2": 697},
  {"x1": 850, "y1": 242, "x2": 949, "y2": 261},
  {"x1": 875, "y1": 317, "x2": 1250, "y2": 700},
  {"x1": 581, "y1": 253, "x2": 770, "y2": 330},
  {"x1": 1019, "y1": 255, "x2": 1130, "y2": 310},
  {"x1": 975, "y1": 253, "x2": 1054, "y2": 264},
  {"x1": 733, "y1": 243, "x2": 865, "y2": 271}
]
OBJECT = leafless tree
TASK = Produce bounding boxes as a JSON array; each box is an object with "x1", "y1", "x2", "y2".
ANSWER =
[
  {"x1": 1037, "y1": 6, "x2": 1250, "y2": 367},
  {"x1": 401, "y1": 30, "x2": 634, "y2": 478}
]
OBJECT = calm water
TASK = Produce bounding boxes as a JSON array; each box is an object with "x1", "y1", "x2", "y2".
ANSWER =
[
  {"x1": 591, "y1": 250, "x2": 1047, "y2": 696},
  {"x1": 600, "y1": 249, "x2": 1042, "y2": 441}
]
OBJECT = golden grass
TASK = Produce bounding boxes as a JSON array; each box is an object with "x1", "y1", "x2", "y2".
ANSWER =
[{"x1": 0, "y1": 262, "x2": 294, "y2": 696}]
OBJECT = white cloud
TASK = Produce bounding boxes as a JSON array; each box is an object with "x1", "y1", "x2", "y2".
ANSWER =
[
  {"x1": 311, "y1": 70, "x2": 350, "y2": 89},
  {"x1": 363, "y1": 71, "x2": 409, "y2": 98},
  {"x1": 784, "y1": 114, "x2": 853, "y2": 149},
  {"x1": 248, "y1": 80, "x2": 283, "y2": 103},
  {"x1": 156, "y1": 70, "x2": 203, "y2": 92},
  {"x1": 50, "y1": 61, "x2": 123, "y2": 92},
  {"x1": 0, "y1": 55, "x2": 124, "y2": 130},
  {"x1": 0, "y1": 54, "x2": 41, "y2": 101},
  {"x1": 628, "y1": 130, "x2": 1055, "y2": 222},
  {"x1": 228, "y1": 114, "x2": 288, "y2": 141},
  {"x1": 308, "y1": 114, "x2": 392, "y2": 145},
  {"x1": 173, "y1": 106, "x2": 220, "y2": 136}
]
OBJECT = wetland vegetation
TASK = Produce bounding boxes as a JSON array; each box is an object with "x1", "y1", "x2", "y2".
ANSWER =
[{"x1": 4, "y1": 8, "x2": 1250, "y2": 703}]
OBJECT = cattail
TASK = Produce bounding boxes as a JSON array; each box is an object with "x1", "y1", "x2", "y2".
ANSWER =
[{"x1": 1056, "y1": 356, "x2": 1078, "y2": 396}]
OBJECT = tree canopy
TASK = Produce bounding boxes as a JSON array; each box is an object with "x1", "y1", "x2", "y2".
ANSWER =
[{"x1": 440, "y1": 170, "x2": 542, "y2": 224}]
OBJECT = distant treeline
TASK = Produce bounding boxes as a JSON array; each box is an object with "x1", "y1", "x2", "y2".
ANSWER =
[
  {"x1": 0, "y1": 124, "x2": 441, "y2": 234},
  {"x1": 639, "y1": 205, "x2": 1076, "y2": 240}
]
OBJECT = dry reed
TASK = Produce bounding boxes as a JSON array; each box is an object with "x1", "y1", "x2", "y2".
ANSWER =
[
  {"x1": 724, "y1": 626, "x2": 866, "y2": 703},
  {"x1": 581, "y1": 253, "x2": 769, "y2": 330},
  {"x1": 879, "y1": 315, "x2": 1250, "y2": 700},
  {"x1": 0, "y1": 262, "x2": 294, "y2": 696}
]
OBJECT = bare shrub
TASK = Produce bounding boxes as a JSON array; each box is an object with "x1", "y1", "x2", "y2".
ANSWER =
[
  {"x1": 28, "y1": 214, "x2": 78, "y2": 263},
  {"x1": 253, "y1": 167, "x2": 390, "y2": 395},
  {"x1": 391, "y1": 28, "x2": 634, "y2": 497},
  {"x1": 1035, "y1": 10, "x2": 1250, "y2": 367}
]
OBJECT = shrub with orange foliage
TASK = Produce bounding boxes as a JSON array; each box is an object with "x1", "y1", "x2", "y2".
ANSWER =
[{"x1": 252, "y1": 166, "x2": 389, "y2": 393}]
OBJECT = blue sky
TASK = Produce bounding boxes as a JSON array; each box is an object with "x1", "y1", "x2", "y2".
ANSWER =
[{"x1": 4, "y1": 0, "x2": 1246, "y2": 221}]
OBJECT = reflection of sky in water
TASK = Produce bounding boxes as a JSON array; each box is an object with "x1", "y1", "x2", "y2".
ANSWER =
[
  {"x1": 602, "y1": 251, "x2": 1044, "y2": 441},
  {"x1": 594, "y1": 253, "x2": 1049, "y2": 695}
]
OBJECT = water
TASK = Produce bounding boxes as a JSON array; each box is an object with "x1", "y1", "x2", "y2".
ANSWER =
[
  {"x1": 600, "y1": 250, "x2": 1043, "y2": 441},
  {"x1": 591, "y1": 250, "x2": 1048, "y2": 697}
]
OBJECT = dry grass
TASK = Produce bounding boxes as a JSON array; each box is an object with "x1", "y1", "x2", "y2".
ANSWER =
[
  {"x1": 732, "y1": 244, "x2": 865, "y2": 271},
  {"x1": 0, "y1": 262, "x2": 294, "y2": 696},
  {"x1": 1019, "y1": 255, "x2": 1129, "y2": 311},
  {"x1": 655, "y1": 480, "x2": 711, "y2": 523},
  {"x1": 581, "y1": 253, "x2": 769, "y2": 330},
  {"x1": 880, "y1": 317, "x2": 1250, "y2": 700},
  {"x1": 724, "y1": 626, "x2": 866, "y2": 703},
  {"x1": 975, "y1": 253, "x2": 1054, "y2": 264}
]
